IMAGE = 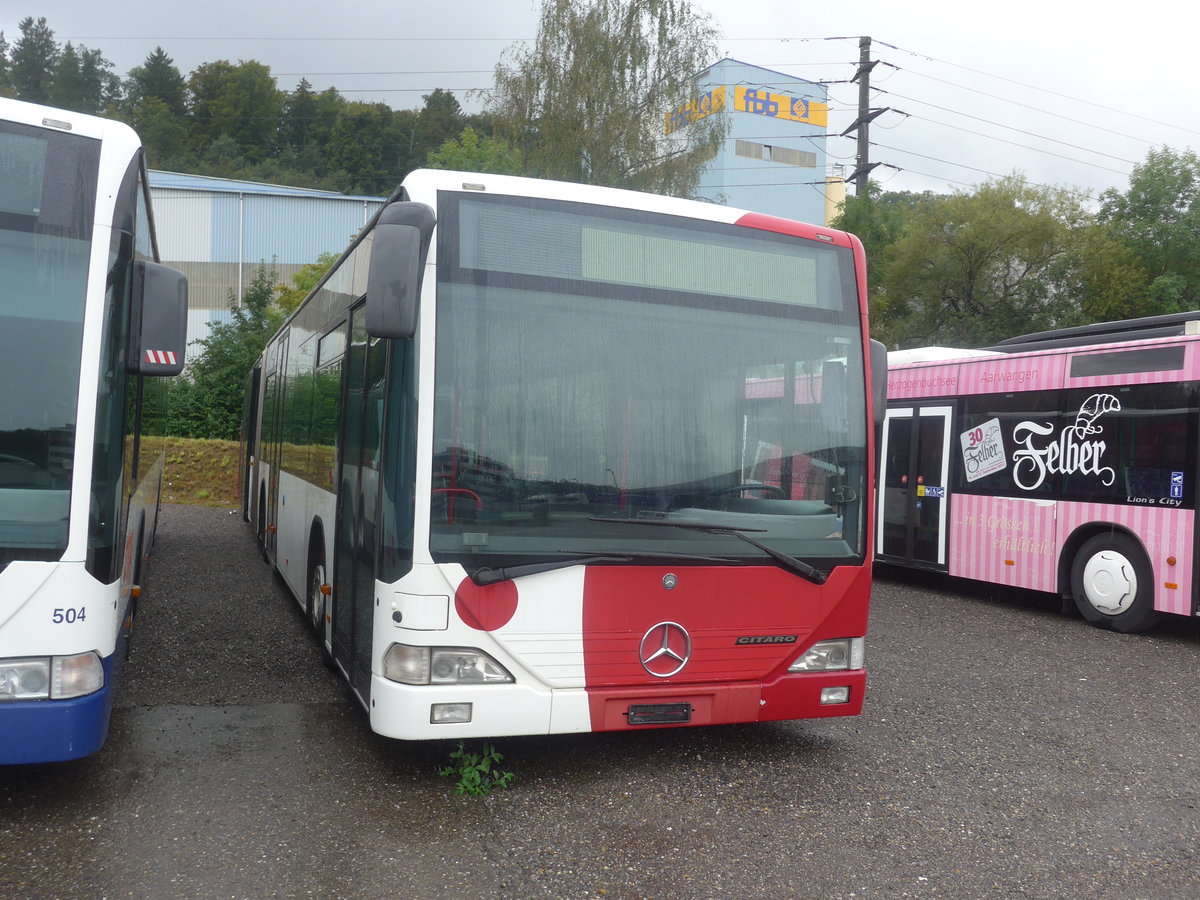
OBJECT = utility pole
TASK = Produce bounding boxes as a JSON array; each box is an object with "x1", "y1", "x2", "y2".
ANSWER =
[
  {"x1": 837, "y1": 36, "x2": 884, "y2": 194},
  {"x1": 853, "y1": 36, "x2": 877, "y2": 197},
  {"x1": 854, "y1": 37, "x2": 883, "y2": 196}
]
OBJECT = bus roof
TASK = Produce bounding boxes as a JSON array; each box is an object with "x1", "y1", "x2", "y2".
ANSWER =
[{"x1": 887, "y1": 347, "x2": 1002, "y2": 365}]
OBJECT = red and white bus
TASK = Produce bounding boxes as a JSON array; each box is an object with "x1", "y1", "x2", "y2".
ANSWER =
[
  {"x1": 878, "y1": 313, "x2": 1200, "y2": 633},
  {"x1": 244, "y1": 169, "x2": 883, "y2": 740}
]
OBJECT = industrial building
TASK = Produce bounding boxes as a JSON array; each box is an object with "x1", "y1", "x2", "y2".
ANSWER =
[
  {"x1": 147, "y1": 171, "x2": 385, "y2": 358},
  {"x1": 670, "y1": 59, "x2": 840, "y2": 225}
]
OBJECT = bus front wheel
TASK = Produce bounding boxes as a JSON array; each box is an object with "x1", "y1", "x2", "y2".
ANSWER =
[
  {"x1": 308, "y1": 554, "x2": 334, "y2": 668},
  {"x1": 1070, "y1": 533, "x2": 1161, "y2": 633}
]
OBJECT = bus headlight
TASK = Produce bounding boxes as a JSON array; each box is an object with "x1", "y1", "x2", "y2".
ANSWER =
[
  {"x1": 0, "y1": 652, "x2": 104, "y2": 701},
  {"x1": 0, "y1": 658, "x2": 51, "y2": 700},
  {"x1": 788, "y1": 638, "x2": 864, "y2": 673},
  {"x1": 383, "y1": 644, "x2": 514, "y2": 685}
]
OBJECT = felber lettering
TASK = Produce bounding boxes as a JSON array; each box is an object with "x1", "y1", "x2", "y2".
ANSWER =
[{"x1": 1011, "y1": 393, "x2": 1119, "y2": 491}]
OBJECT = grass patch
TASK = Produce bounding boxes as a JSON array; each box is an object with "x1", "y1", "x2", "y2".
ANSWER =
[{"x1": 162, "y1": 437, "x2": 243, "y2": 508}]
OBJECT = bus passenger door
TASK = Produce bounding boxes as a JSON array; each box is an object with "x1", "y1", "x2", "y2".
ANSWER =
[
  {"x1": 241, "y1": 365, "x2": 261, "y2": 523},
  {"x1": 332, "y1": 308, "x2": 384, "y2": 701},
  {"x1": 262, "y1": 358, "x2": 285, "y2": 561},
  {"x1": 877, "y1": 404, "x2": 953, "y2": 568}
]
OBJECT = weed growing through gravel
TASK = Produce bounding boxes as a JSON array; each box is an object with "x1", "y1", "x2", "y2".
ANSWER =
[{"x1": 439, "y1": 741, "x2": 514, "y2": 796}]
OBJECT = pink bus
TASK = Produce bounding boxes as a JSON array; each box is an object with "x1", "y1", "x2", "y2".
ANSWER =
[{"x1": 878, "y1": 313, "x2": 1200, "y2": 633}]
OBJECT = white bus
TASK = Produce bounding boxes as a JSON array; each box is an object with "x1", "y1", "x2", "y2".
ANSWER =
[
  {"x1": 0, "y1": 98, "x2": 187, "y2": 763},
  {"x1": 246, "y1": 169, "x2": 884, "y2": 741}
]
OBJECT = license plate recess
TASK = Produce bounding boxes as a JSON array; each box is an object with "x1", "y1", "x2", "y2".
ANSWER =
[{"x1": 627, "y1": 702, "x2": 692, "y2": 725}]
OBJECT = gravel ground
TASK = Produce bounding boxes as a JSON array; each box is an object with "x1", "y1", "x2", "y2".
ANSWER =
[{"x1": 0, "y1": 504, "x2": 1198, "y2": 899}]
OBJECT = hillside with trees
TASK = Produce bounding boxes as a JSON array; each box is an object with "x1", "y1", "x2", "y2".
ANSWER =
[{"x1": 0, "y1": 17, "x2": 496, "y2": 194}]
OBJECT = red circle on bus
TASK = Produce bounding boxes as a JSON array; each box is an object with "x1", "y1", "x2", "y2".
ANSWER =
[{"x1": 455, "y1": 579, "x2": 519, "y2": 631}]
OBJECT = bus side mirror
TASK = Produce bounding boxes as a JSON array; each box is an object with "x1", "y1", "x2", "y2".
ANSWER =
[
  {"x1": 870, "y1": 339, "x2": 887, "y2": 430},
  {"x1": 129, "y1": 260, "x2": 188, "y2": 376},
  {"x1": 366, "y1": 201, "x2": 436, "y2": 340}
]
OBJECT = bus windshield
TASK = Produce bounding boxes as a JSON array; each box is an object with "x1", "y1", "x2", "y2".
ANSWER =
[
  {"x1": 430, "y1": 193, "x2": 868, "y2": 573},
  {"x1": 0, "y1": 122, "x2": 99, "y2": 561}
]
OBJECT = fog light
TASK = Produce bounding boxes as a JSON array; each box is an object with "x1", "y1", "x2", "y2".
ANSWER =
[
  {"x1": 821, "y1": 686, "x2": 851, "y2": 705},
  {"x1": 431, "y1": 702, "x2": 472, "y2": 724}
]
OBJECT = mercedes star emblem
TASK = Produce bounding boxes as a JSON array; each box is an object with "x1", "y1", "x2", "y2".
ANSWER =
[{"x1": 639, "y1": 621, "x2": 692, "y2": 678}]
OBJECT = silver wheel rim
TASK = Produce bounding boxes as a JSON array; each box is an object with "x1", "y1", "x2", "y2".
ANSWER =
[
  {"x1": 310, "y1": 563, "x2": 326, "y2": 632},
  {"x1": 1081, "y1": 549, "x2": 1137, "y2": 615}
]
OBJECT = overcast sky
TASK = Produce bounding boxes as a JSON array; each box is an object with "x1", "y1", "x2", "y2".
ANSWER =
[{"x1": 5, "y1": 0, "x2": 1197, "y2": 202}]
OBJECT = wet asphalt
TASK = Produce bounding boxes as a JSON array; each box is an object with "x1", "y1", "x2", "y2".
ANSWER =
[{"x1": 1, "y1": 503, "x2": 1198, "y2": 899}]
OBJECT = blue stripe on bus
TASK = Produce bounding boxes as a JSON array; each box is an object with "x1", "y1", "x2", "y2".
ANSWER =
[{"x1": 0, "y1": 654, "x2": 116, "y2": 765}]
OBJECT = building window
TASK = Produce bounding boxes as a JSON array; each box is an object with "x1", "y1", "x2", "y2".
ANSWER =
[{"x1": 735, "y1": 140, "x2": 816, "y2": 168}]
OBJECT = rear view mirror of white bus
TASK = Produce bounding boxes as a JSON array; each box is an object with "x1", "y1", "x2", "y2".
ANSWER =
[
  {"x1": 130, "y1": 260, "x2": 187, "y2": 376},
  {"x1": 366, "y1": 201, "x2": 435, "y2": 340}
]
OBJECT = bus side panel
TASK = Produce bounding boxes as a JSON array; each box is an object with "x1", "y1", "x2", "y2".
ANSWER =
[
  {"x1": 276, "y1": 470, "x2": 312, "y2": 600},
  {"x1": 273, "y1": 471, "x2": 337, "y2": 605},
  {"x1": 947, "y1": 494, "x2": 1058, "y2": 592}
]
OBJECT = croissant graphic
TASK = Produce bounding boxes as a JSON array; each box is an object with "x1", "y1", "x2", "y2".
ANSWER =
[{"x1": 1074, "y1": 393, "x2": 1121, "y2": 437}]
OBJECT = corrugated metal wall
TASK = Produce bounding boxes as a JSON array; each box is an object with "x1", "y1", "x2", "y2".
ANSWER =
[{"x1": 148, "y1": 173, "x2": 385, "y2": 359}]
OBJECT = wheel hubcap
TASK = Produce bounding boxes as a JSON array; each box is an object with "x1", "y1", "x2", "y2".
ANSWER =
[
  {"x1": 311, "y1": 564, "x2": 326, "y2": 630},
  {"x1": 1081, "y1": 550, "x2": 1136, "y2": 615}
]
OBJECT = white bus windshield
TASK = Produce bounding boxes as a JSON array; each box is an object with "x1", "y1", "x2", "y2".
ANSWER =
[
  {"x1": 430, "y1": 193, "x2": 868, "y2": 572},
  {"x1": 0, "y1": 122, "x2": 99, "y2": 562}
]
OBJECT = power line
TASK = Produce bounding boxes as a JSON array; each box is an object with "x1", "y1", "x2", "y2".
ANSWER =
[
  {"x1": 883, "y1": 40, "x2": 1200, "y2": 139},
  {"x1": 878, "y1": 87, "x2": 1153, "y2": 157},
  {"x1": 870, "y1": 142, "x2": 1102, "y2": 200},
  {"x1": 897, "y1": 110, "x2": 1136, "y2": 172},
  {"x1": 878, "y1": 65, "x2": 1168, "y2": 149},
  {"x1": 58, "y1": 35, "x2": 531, "y2": 42}
]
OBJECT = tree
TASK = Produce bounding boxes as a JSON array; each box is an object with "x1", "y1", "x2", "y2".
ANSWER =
[
  {"x1": 1099, "y1": 147, "x2": 1200, "y2": 314},
  {"x1": 281, "y1": 78, "x2": 317, "y2": 151},
  {"x1": 488, "y1": 0, "x2": 725, "y2": 196},
  {"x1": 50, "y1": 42, "x2": 119, "y2": 113},
  {"x1": 390, "y1": 89, "x2": 472, "y2": 181},
  {"x1": 49, "y1": 40, "x2": 84, "y2": 109},
  {"x1": 10, "y1": 17, "x2": 58, "y2": 103},
  {"x1": 126, "y1": 47, "x2": 187, "y2": 116},
  {"x1": 131, "y1": 96, "x2": 191, "y2": 169},
  {"x1": 276, "y1": 252, "x2": 339, "y2": 314},
  {"x1": 169, "y1": 265, "x2": 284, "y2": 439},
  {"x1": 0, "y1": 31, "x2": 12, "y2": 98},
  {"x1": 324, "y1": 101, "x2": 393, "y2": 194},
  {"x1": 830, "y1": 183, "x2": 930, "y2": 298},
  {"x1": 188, "y1": 60, "x2": 283, "y2": 162},
  {"x1": 427, "y1": 127, "x2": 522, "y2": 174},
  {"x1": 878, "y1": 176, "x2": 1092, "y2": 348}
]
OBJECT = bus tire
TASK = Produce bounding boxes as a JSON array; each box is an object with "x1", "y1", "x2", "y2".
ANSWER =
[
  {"x1": 257, "y1": 483, "x2": 269, "y2": 562},
  {"x1": 125, "y1": 520, "x2": 146, "y2": 659},
  {"x1": 1070, "y1": 533, "x2": 1161, "y2": 633},
  {"x1": 308, "y1": 552, "x2": 334, "y2": 668}
]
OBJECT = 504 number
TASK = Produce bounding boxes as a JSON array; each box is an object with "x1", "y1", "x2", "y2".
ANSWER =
[{"x1": 52, "y1": 607, "x2": 86, "y2": 624}]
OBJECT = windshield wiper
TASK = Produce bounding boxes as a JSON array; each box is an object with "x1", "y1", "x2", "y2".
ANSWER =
[
  {"x1": 589, "y1": 515, "x2": 827, "y2": 585},
  {"x1": 470, "y1": 550, "x2": 736, "y2": 586}
]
